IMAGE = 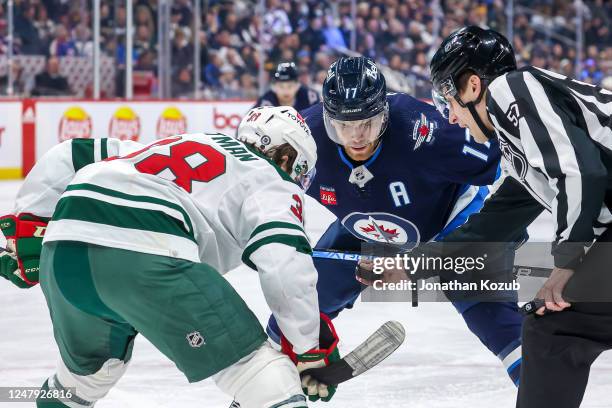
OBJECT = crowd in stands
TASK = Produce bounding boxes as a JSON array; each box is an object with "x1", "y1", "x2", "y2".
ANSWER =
[{"x1": 0, "y1": 0, "x2": 610, "y2": 98}]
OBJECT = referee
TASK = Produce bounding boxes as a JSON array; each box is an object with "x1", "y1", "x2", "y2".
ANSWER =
[{"x1": 429, "y1": 26, "x2": 612, "y2": 407}]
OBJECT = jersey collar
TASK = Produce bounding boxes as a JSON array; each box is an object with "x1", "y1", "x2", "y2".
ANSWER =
[{"x1": 336, "y1": 141, "x2": 384, "y2": 170}]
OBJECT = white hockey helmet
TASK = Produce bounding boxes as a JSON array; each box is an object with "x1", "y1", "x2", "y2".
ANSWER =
[{"x1": 237, "y1": 106, "x2": 317, "y2": 190}]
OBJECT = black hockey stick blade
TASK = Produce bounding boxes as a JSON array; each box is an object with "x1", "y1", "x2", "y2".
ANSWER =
[{"x1": 300, "y1": 320, "x2": 406, "y2": 386}]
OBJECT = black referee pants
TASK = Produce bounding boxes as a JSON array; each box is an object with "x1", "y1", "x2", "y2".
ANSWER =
[{"x1": 517, "y1": 229, "x2": 612, "y2": 408}]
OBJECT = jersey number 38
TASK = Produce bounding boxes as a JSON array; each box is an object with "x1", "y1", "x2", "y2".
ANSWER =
[{"x1": 121, "y1": 137, "x2": 227, "y2": 193}]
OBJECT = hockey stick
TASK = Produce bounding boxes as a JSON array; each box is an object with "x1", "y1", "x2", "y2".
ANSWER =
[
  {"x1": 228, "y1": 321, "x2": 406, "y2": 407},
  {"x1": 512, "y1": 265, "x2": 552, "y2": 279},
  {"x1": 300, "y1": 320, "x2": 405, "y2": 386},
  {"x1": 312, "y1": 249, "x2": 553, "y2": 279}
]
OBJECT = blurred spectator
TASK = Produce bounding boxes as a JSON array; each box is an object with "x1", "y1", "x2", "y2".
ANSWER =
[
  {"x1": 34, "y1": 5, "x2": 55, "y2": 48},
  {"x1": 239, "y1": 72, "x2": 259, "y2": 99},
  {"x1": 114, "y1": 5, "x2": 127, "y2": 38},
  {"x1": 0, "y1": 60, "x2": 29, "y2": 95},
  {"x1": 0, "y1": 19, "x2": 20, "y2": 55},
  {"x1": 580, "y1": 58, "x2": 604, "y2": 84},
  {"x1": 322, "y1": 15, "x2": 347, "y2": 51},
  {"x1": 172, "y1": 0, "x2": 193, "y2": 27},
  {"x1": 240, "y1": 45, "x2": 259, "y2": 76},
  {"x1": 134, "y1": 25, "x2": 154, "y2": 57},
  {"x1": 263, "y1": 0, "x2": 292, "y2": 46},
  {"x1": 15, "y1": 4, "x2": 41, "y2": 54},
  {"x1": 0, "y1": 0, "x2": 609, "y2": 99},
  {"x1": 135, "y1": 4, "x2": 156, "y2": 41},
  {"x1": 172, "y1": 66, "x2": 194, "y2": 98},
  {"x1": 74, "y1": 24, "x2": 93, "y2": 57},
  {"x1": 130, "y1": 48, "x2": 158, "y2": 97},
  {"x1": 134, "y1": 49, "x2": 157, "y2": 73},
  {"x1": 301, "y1": 15, "x2": 326, "y2": 58},
  {"x1": 204, "y1": 52, "x2": 223, "y2": 88},
  {"x1": 100, "y1": 3, "x2": 114, "y2": 40},
  {"x1": 49, "y1": 25, "x2": 77, "y2": 57},
  {"x1": 172, "y1": 29, "x2": 194, "y2": 68},
  {"x1": 218, "y1": 65, "x2": 241, "y2": 98},
  {"x1": 32, "y1": 56, "x2": 72, "y2": 96}
]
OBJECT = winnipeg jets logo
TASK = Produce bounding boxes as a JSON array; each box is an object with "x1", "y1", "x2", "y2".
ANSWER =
[
  {"x1": 412, "y1": 113, "x2": 436, "y2": 150},
  {"x1": 359, "y1": 219, "x2": 401, "y2": 242},
  {"x1": 365, "y1": 62, "x2": 378, "y2": 81},
  {"x1": 342, "y1": 212, "x2": 420, "y2": 251}
]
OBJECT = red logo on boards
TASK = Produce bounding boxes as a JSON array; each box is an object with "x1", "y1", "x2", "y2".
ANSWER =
[{"x1": 213, "y1": 108, "x2": 242, "y2": 130}]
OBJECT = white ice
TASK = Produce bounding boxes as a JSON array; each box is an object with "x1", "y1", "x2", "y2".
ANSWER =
[{"x1": 1, "y1": 180, "x2": 610, "y2": 408}]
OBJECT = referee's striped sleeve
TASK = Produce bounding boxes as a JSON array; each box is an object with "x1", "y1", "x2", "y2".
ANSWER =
[{"x1": 490, "y1": 71, "x2": 608, "y2": 268}]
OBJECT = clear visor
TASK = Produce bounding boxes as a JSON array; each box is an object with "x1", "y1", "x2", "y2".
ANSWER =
[
  {"x1": 296, "y1": 166, "x2": 316, "y2": 191},
  {"x1": 432, "y1": 76, "x2": 459, "y2": 119},
  {"x1": 432, "y1": 89, "x2": 451, "y2": 119},
  {"x1": 323, "y1": 109, "x2": 388, "y2": 148}
]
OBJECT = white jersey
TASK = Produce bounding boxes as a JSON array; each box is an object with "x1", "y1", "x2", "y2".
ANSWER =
[{"x1": 14, "y1": 134, "x2": 319, "y2": 353}]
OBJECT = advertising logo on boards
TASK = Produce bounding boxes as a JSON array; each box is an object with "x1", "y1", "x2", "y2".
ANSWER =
[
  {"x1": 58, "y1": 106, "x2": 92, "y2": 141},
  {"x1": 213, "y1": 107, "x2": 242, "y2": 131},
  {"x1": 156, "y1": 106, "x2": 187, "y2": 139},
  {"x1": 109, "y1": 106, "x2": 141, "y2": 141}
]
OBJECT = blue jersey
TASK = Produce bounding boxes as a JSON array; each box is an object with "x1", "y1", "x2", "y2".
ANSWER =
[
  {"x1": 269, "y1": 94, "x2": 522, "y2": 385},
  {"x1": 301, "y1": 93, "x2": 501, "y2": 251},
  {"x1": 254, "y1": 85, "x2": 320, "y2": 112}
]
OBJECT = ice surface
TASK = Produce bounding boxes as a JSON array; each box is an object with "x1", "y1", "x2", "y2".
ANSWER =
[{"x1": 1, "y1": 180, "x2": 610, "y2": 407}]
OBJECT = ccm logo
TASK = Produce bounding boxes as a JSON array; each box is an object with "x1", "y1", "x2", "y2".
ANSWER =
[{"x1": 213, "y1": 108, "x2": 242, "y2": 130}]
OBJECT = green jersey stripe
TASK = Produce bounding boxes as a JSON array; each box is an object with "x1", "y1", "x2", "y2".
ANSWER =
[
  {"x1": 66, "y1": 183, "x2": 194, "y2": 234},
  {"x1": 100, "y1": 138, "x2": 108, "y2": 160},
  {"x1": 72, "y1": 139, "x2": 96, "y2": 172},
  {"x1": 242, "y1": 234, "x2": 312, "y2": 270},
  {"x1": 54, "y1": 195, "x2": 196, "y2": 242},
  {"x1": 249, "y1": 221, "x2": 305, "y2": 240}
]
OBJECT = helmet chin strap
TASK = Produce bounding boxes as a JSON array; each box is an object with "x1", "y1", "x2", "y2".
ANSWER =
[
  {"x1": 466, "y1": 102, "x2": 495, "y2": 140},
  {"x1": 465, "y1": 86, "x2": 495, "y2": 140}
]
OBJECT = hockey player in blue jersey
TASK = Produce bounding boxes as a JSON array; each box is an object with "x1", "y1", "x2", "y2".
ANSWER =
[
  {"x1": 254, "y1": 62, "x2": 320, "y2": 112},
  {"x1": 267, "y1": 56, "x2": 524, "y2": 385}
]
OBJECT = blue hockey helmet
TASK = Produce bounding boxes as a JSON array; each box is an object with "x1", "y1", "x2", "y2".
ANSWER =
[
  {"x1": 273, "y1": 62, "x2": 299, "y2": 82},
  {"x1": 322, "y1": 57, "x2": 389, "y2": 147}
]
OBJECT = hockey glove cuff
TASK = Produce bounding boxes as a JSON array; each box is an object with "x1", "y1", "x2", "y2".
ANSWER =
[
  {"x1": 281, "y1": 313, "x2": 340, "y2": 402},
  {"x1": 0, "y1": 214, "x2": 49, "y2": 288}
]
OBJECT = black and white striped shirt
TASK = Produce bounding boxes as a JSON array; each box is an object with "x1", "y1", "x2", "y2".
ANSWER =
[{"x1": 486, "y1": 66, "x2": 612, "y2": 268}]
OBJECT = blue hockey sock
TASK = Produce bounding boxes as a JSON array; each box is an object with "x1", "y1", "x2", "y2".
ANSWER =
[
  {"x1": 497, "y1": 339, "x2": 522, "y2": 386},
  {"x1": 266, "y1": 315, "x2": 281, "y2": 345}
]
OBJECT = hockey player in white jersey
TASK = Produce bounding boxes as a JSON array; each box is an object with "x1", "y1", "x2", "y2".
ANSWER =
[{"x1": 0, "y1": 106, "x2": 341, "y2": 407}]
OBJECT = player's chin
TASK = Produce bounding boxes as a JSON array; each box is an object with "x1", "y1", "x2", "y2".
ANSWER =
[{"x1": 346, "y1": 144, "x2": 374, "y2": 160}]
